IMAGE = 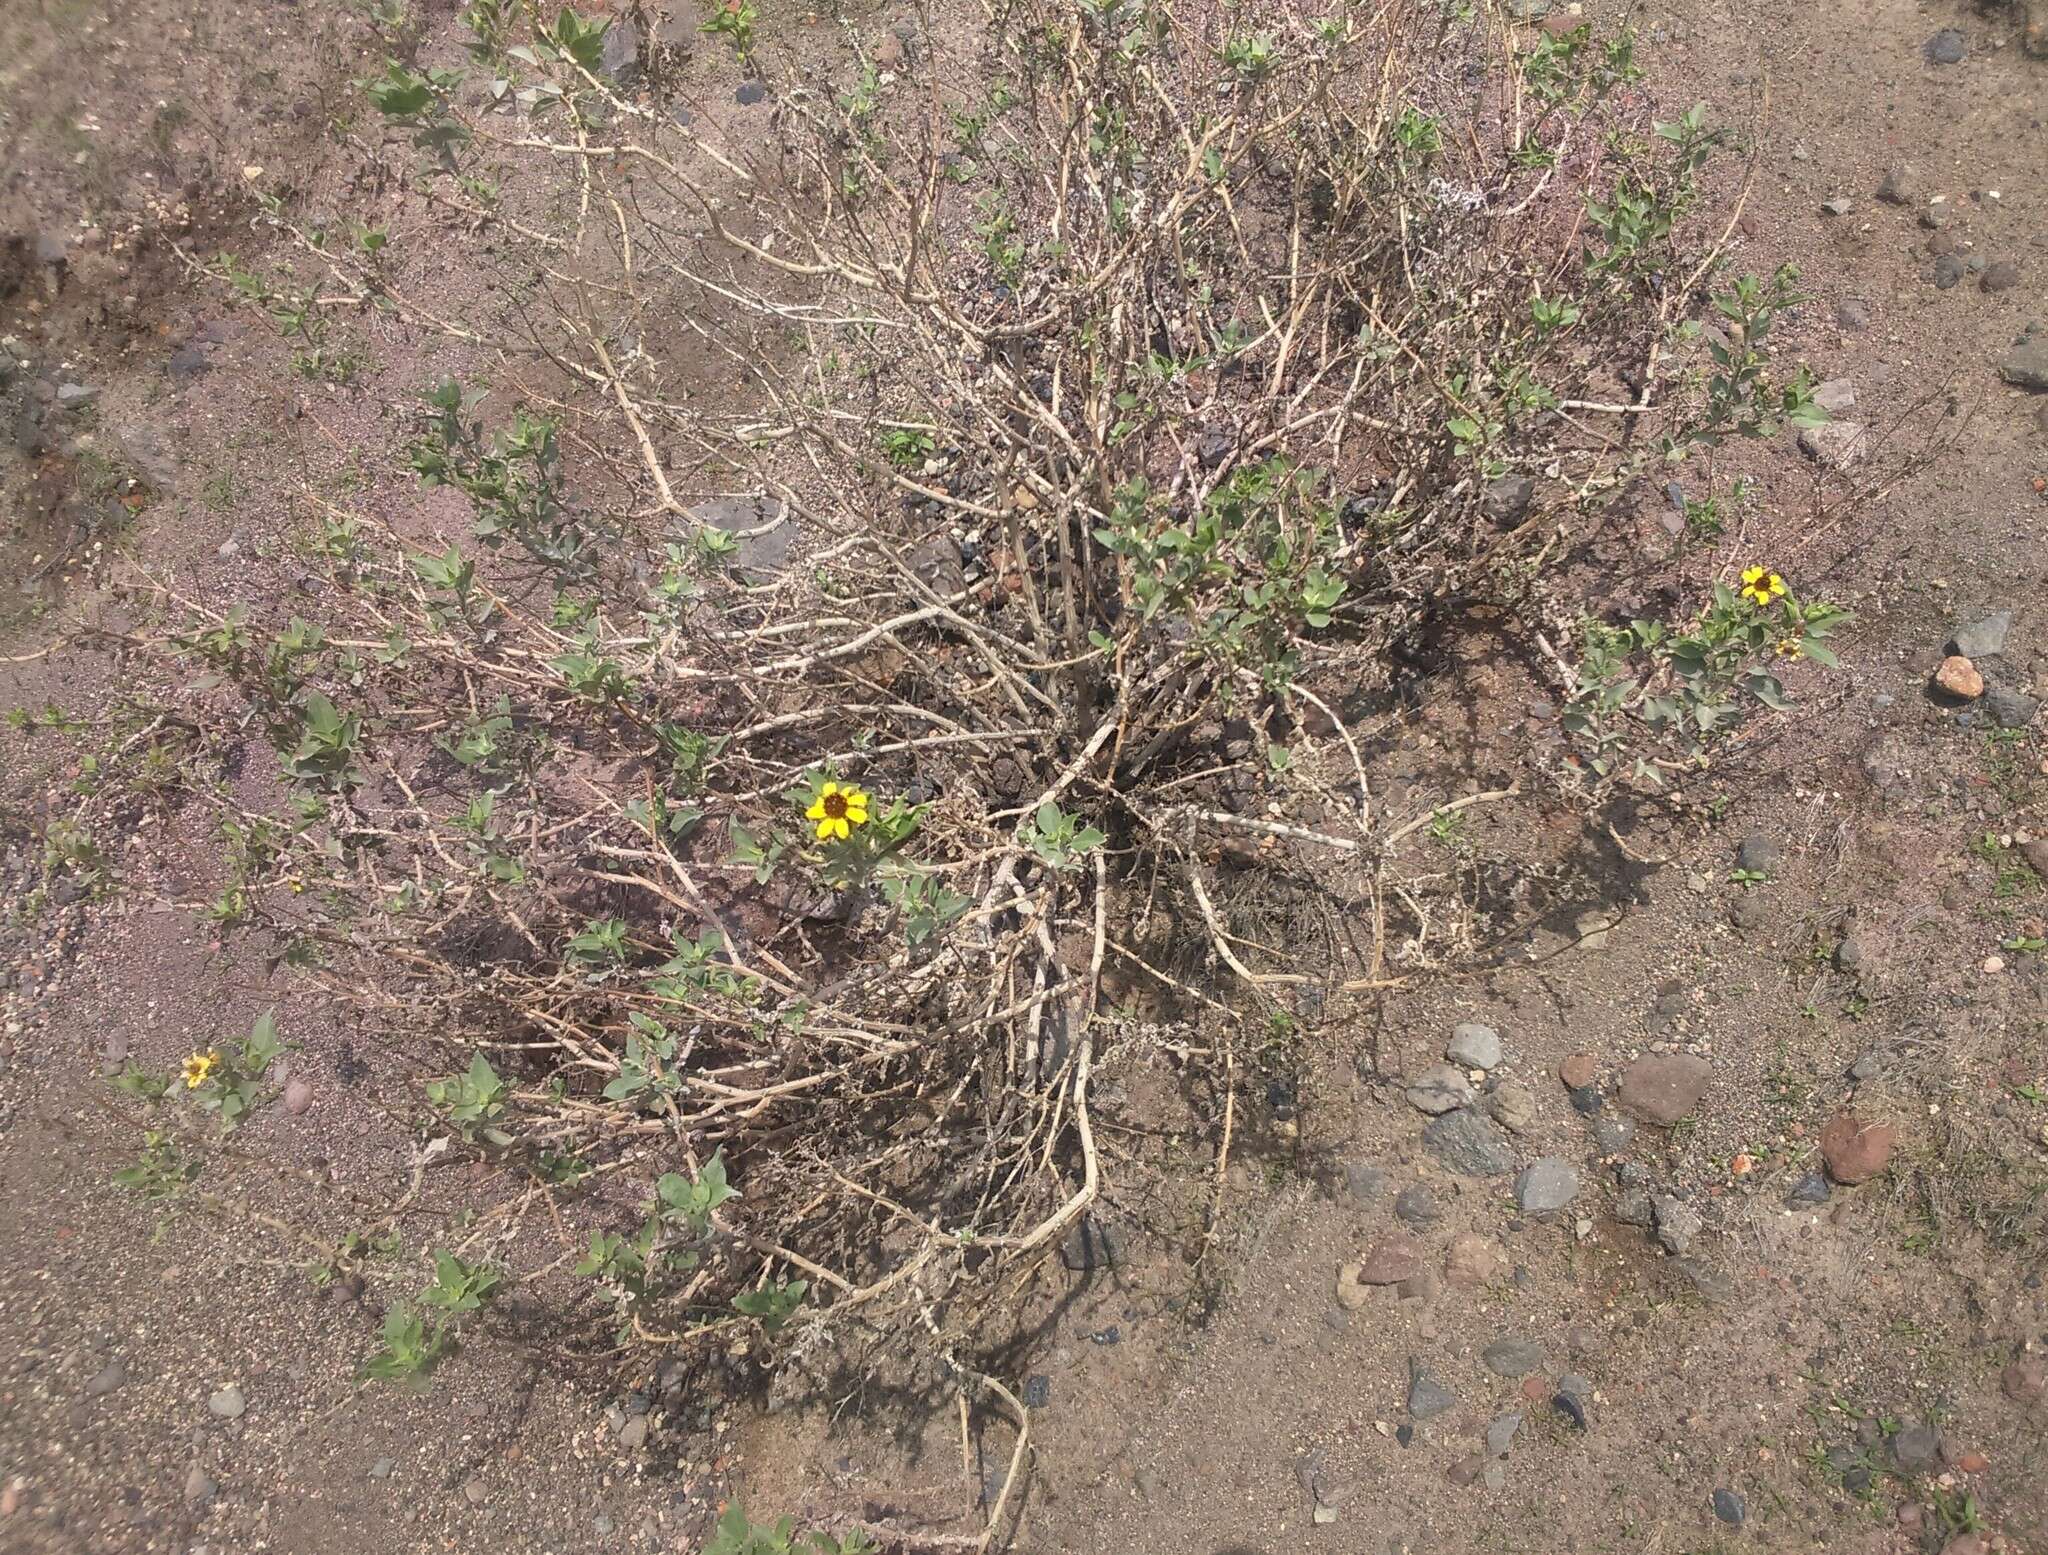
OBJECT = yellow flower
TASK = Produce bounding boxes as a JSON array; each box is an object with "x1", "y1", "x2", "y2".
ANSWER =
[
  {"x1": 182, "y1": 1050, "x2": 220, "y2": 1089},
  {"x1": 805, "y1": 781, "x2": 870, "y2": 842},
  {"x1": 1774, "y1": 636, "x2": 1804, "y2": 659},
  {"x1": 1739, "y1": 565, "x2": 1787, "y2": 607}
]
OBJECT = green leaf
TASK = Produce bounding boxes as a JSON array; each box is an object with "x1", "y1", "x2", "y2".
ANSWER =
[
  {"x1": 365, "y1": 64, "x2": 434, "y2": 118},
  {"x1": 1745, "y1": 673, "x2": 1792, "y2": 711}
]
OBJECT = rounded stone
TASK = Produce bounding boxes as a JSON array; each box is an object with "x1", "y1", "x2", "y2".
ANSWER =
[
  {"x1": 1445, "y1": 1023, "x2": 1503, "y2": 1071},
  {"x1": 1514, "y1": 1158, "x2": 1579, "y2": 1214},
  {"x1": 1617, "y1": 1054, "x2": 1711, "y2": 1125}
]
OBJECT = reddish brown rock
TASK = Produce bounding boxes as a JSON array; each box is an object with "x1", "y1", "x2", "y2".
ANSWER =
[
  {"x1": 1933, "y1": 655, "x2": 1984, "y2": 699},
  {"x1": 1443, "y1": 1233, "x2": 1503, "y2": 1288},
  {"x1": 1618, "y1": 1054, "x2": 1713, "y2": 1125},
  {"x1": 1819, "y1": 1112, "x2": 1896, "y2": 1184},
  {"x1": 1355, "y1": 1233, "x2": 1423, "y2": 1286},
  {"x1": 1558, "y1": 1052, "x2": 1598, "y2": 1090}
]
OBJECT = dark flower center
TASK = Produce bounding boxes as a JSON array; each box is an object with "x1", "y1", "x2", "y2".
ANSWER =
[{"x1": 821, "y1": 792, "x2": 849, "y2": 819}]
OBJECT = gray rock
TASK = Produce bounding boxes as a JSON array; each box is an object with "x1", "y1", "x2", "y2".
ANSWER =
[
  {"x1": 1892, "y1": 1424, "x2": 1941, "y2": 1472},
  {"x1": 1446, "y1": 1023, "x2": 1502, "y2": 1071},
  {"x1": 1785, "y1": 1172, "x2": 1832, "y2": 1208},
  {"x1": 1486, "y1": 1412, "x2": 1522, "y2": 1458},
  {"x1": 1812, "y1": 377, "x2": 1857, "y2": 413},
  {"x1": 1406, "y1": 1064, "x2": 1476, "y2": 1116},
  {"x1": 1986, "y1": 687, "x2": 2039, "y2": 729},
  {"x1": 2002, "y1": 338, "x2": 2048, "y2": 392},
  {"x1": 1952, "y1": 610, "x2": 2012, "y2": 660},
  {"x1": 1482, "y1": 1461, "x2": 1507, "y2": 1491},
  {"x1": 1934, "y1": 254, "x2": 1966, "y2": 290},
  {"x1": 10, "y1": 401, "x2": 48, "y2": 457},
  {"x1": 1836, "y1": 299, "x2": 1870, "y2": 331},
  {"x1": 1591, "y1": 1116, "x2": 1635, "y2": 1155},
  {"x1": 1482, "y1": 474, "x2": 1536, "y2": 525},
  {"x1": 1406, "y1": 1361, "x2": 1456, "y2": 1420},
  {"x1": 206, "y1": 1385, "x2": 245, "y2": 1420},
  {"x1": 1729, "y1": 892, "x2": 1768, "y2": 929},
  {"x1": 1514, "y1": 1158, "x2": 1579, "y2": 1214},
  {"x1": 184, "y1": 1464, "x2": 216, "y2": 1505},
  {"x1": 592, "y1": 1512, "x2": 614, "y2": 1536},
  {"x1": 1820, "y1": 196, "x2": 1854, "y2": 218},
  {"x1": 1841, "y1": 1450, "x2": 1878, "y2": 1493},
  {"x1": 1342, "y1": 1161, "x2": 1388, "y2": 1205},
  {"x1": 1875, "y1": 165, "x2": 1921, "y2": 206},
  {"x1": 1736, "y1": 833, "x2": 1781, "y2": 873},
  {"x1": 1849, "y1": 1052, "x2": 1883, "y2": 1082},
  {"x1": 1983, "y1": 260, "x2": 2021, "y2": 294},
  {"x1": 907, "y1": 534, "x2": 966, "y2": 598},
  {"x1": 1481, "y1": 1339, "x2": 1545, "y2": 1378},
  {"x1": 1669, "y1": 1257, "x2": 1736, "y2": 1304},
  {"x1": 111, "y1": 426, "x2": 173, "y2": 491},
  {"x1": 1652, "y1": 1195, "x2": 1703, "y2": 1255},
  {"x1": 85, "y1": 1359, "x2": 125, "y2": 1396},
  {"x1": 618, "y1": 1414, "x2": 649, "y2": 1449},
  {"x1": 1060, "y1": 1216, "x2": 1122, "y2": 1271},
  {"x1": 1422, "y1": 1110, "x2": 1515, "y2": 1177},
  {"x1": 369, "y1": 1457, "x2": 396, "y2": 1479},
  {"x1": 600, "y1": 17, "x2": 639, "y2": 79},
  {"x1": 1615, "y1": 1189, "x2": 1654, "y2": 1227},
  {"x1": 1712, "y1": 1488, "x2": 1745, "y2": 1526},
  {"x1": 282, "y1": 1079, "x2": 314, "y2": 1115},
  {"x1": 55, "y1": 382, "x2": 98, "y2": 411},
  {"x1": 1924, "y1": 27, "x2": 1966, "y2": 63},
  {"x1": 1799, "y1": 419, "x2": 1870, "y2": 469},
  {"x1": 1834, "y1": 937, "x2": 1864, "y2": 973},
  {"x1": 1394, "y1": 1185, "x2": 1441, "y2": 1228},
  {"x1": 462, "y1": 1477, "x2": 487, "y2": 1505}
]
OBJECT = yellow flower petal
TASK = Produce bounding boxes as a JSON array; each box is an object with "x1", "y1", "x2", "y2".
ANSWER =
[
  {"x1": 1741, "y1": 566, "x2": 1765, "y2": 586},
  {"x1": 806, "y1": 799, "x2": 827, "y2": 820},
  {"x1": 844, "y1": 803, "x2": 868, "y2": 825},
  {"x1": 820, "y1": 781, "x2": 840, "y2": 798},
  {"x1": 823, "y1": 817, "x2": 851, "y2": 841}
]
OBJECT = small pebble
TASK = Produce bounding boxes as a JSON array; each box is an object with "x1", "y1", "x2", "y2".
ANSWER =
[{"x1": 206, "y1": 1385, "x2": 245, "y2": 1420}]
